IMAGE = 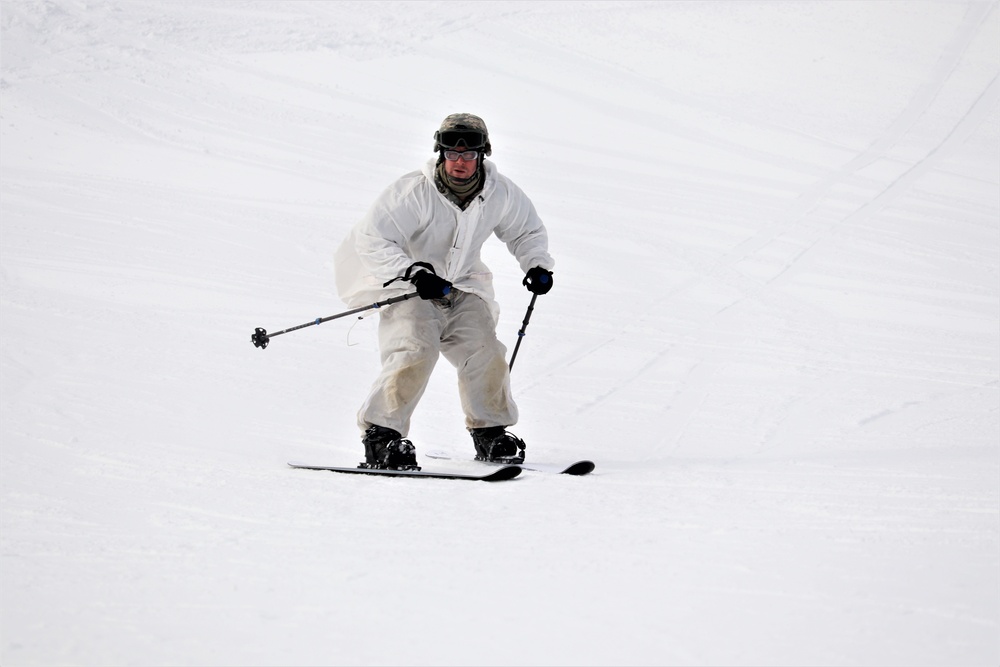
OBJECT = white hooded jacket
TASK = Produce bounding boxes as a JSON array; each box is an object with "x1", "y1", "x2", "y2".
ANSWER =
[{"x1": 335, "y1": 157, "x2": 554, "y2": 323}]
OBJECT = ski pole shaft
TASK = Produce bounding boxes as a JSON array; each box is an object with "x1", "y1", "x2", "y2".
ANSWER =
[
  {"x1": 252, "y1": 291, "x2": 419, "y2": 349},
  {"x1": 508, "y1": 293, "x2": 538, "y2": 372}
]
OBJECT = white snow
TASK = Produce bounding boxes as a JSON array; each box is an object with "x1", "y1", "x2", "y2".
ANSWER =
[{"x1": 1, "y1": 1, "x2": 998, "y2": 665}]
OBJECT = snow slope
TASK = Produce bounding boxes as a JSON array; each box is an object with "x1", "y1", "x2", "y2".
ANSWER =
[{"x1": 1, "y1": 1, "x2": 998, "y2": 665}]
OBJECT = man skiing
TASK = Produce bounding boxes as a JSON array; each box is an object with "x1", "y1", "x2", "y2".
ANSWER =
[{"x1": 334, "y1": 113, "x2": 554, "y2": 470}]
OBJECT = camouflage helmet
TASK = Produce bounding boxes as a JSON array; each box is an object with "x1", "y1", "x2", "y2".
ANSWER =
[{"x1": 433, "y1": 113, "x2": 492, "y2": 156}]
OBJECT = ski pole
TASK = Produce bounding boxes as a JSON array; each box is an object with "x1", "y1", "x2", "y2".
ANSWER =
[
  {"x1": 508, "y1": 293, "x2": 538, "y2": 372},
  {"x1": 251, "y1": 292, "x2": 419, "y2": 350}
]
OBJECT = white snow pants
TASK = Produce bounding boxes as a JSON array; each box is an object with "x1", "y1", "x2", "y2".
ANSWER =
[{"x1": 358, "y1": 290, "x2": 518, "y2": 436}]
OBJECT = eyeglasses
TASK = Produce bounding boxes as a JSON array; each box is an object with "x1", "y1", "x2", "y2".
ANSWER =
[
  {"x1": 443, "y1": 150, "x2": 479, "y2": 161},
  {"x1": 436, "y1": 130, "x2": 485, "y2": 150}
]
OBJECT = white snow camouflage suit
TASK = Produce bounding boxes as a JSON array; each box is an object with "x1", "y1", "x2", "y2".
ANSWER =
[{"x1": 335, "y1": 157, "x2": 554, "y2": 436}]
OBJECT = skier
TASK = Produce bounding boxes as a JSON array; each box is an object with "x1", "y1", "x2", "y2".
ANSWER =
[{"x1": 334, "y1": 113, "x2": 555, "y2": 470}]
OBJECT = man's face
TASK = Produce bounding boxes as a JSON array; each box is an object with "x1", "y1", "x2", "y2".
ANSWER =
[{"x1": 442, "y1": 149, "x2": 479, "y2": 180}]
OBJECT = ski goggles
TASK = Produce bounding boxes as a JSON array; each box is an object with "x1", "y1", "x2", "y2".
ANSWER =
[
  {"x1": 443, "y1": 150, "x2": 479, "y2": 161},
  {"x1": 436, "y1": 129, "x2": 486, "y2": 150}
]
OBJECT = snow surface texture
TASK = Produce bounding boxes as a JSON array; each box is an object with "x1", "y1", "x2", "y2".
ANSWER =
[{"x1": 1, "y1": 1, "x2": 998, "y2": 665}]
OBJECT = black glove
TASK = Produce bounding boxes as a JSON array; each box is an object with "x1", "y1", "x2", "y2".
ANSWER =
[
  {"x1": 523, "y1": 266, "x2": 553, "y2": 295},
  {"x1": 411, "y1": 270, "x2": 452, "y2": 300}
]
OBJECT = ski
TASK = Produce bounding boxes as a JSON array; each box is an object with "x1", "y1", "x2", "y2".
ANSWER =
[
  {"x1": 287, "y1": 461, "x2": 522, "y2": 482},
  {"x1": 425, "y1": 451, "x2": 595, "y2": 476}
]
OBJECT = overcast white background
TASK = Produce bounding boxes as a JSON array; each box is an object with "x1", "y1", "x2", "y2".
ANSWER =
[{"x1": 2, "y1": 1, "x2": 998, "y2": 665}]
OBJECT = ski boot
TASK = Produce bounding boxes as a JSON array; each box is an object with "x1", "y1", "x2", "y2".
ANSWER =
[
  {"x1": 470, "y1": 426, "x2": 526, "y2": 464},
  {"x1": 360, "y1": 425, "x2": 420, "y2": 471}
]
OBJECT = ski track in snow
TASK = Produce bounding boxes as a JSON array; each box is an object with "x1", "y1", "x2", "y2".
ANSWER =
[{"x1": 1, "y1": 2, "x2": 998, "y2": 666}]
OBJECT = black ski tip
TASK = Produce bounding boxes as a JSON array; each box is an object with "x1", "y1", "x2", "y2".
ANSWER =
[
  {"x1": 485, "y1": 465, "x2": 522, "y2": 481},
  {"x1": 562, "y1": 460, "x2": 595, "y2": 475}
]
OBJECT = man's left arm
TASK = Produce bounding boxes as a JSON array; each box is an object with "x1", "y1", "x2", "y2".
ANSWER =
[{"x1": 494, "y1": 180, "x2": 555, "y2": 279}]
